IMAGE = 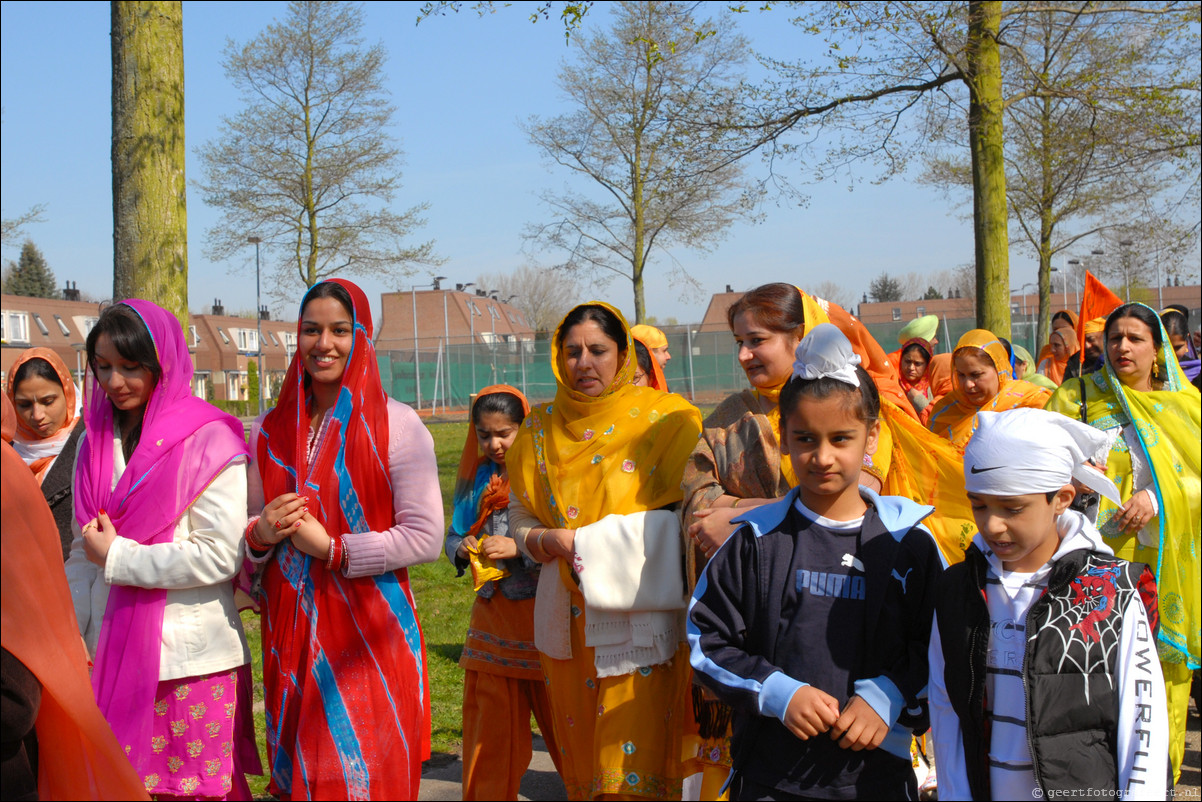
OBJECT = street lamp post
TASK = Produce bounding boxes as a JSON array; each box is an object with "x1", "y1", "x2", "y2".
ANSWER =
[
  {"x1": 247, "y1": 236, "x2": 263, "y2": 415},
  {"x1": 411, "y1": 277, "x2": 448, "y2": 411},
  {"x1": 1118, "y1": 239, "x2": 1134, "y2": 301}
]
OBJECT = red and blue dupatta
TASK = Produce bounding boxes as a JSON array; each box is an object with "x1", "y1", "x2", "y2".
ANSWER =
[{"x1": 256, "y1": 279, "x2": 429, "y2": 800}]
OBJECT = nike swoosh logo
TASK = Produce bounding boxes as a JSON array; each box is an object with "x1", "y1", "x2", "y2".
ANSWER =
[{"x1": 970, "y1": 464, "x2": 1005, "y2": 474}]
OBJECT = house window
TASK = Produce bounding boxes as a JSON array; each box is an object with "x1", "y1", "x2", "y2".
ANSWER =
[
  {"x1": 916, "y1": 306, "x2": 925, "y2": 317},
  {"x1": 235, "y1": 329, "x2": 259, "y2": 352},
  {"x1": 282, "y1": 332, "x2": 296, "y2": 350},
  {"x1": 269, "y1": 331, "x2": 280, "y2": 347},
  {"x1": 53, "y1": 314, "x2": 71, "y2": 336},
  {"x1": 81, "y1": 316, "x2": 99, "y2": 337},
  {"x1": 189, "y1": 325, "x2": 201, "y2": 347},
  {"x1": 32, "y1": 314, "x2": 50, "y2": 337},
  {"x1": 891, "y1": 308, "x2": 902, "y2": 322},
  {"x1": 216, "y1": 327, "x2": 231, "y2": 345},
  {"x1": 2, "y1": 311, "x2": 31, "y2": 344}
]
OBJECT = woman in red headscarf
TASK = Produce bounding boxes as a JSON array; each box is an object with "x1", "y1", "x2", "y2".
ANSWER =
[{"x1": 245, "y1": 279, "x2": 444, "y2": 800}]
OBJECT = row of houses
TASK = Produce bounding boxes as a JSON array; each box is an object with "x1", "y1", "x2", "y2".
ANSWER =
[
  {"x1": 1, "y1": 286, "x2": 534, "y2": 403},
  {"x1": 6, "y1": 281, "x2": 1197, "y2": 406}
]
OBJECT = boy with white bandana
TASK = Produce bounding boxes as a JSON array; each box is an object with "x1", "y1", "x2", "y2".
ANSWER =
[{"x1": 929, "y1": 408, "x2": 1169, "y2": 800}]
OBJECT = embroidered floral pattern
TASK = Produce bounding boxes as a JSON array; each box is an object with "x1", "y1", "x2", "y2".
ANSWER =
[
  {"x1": 173, "y1": 685, "x2": 191, "y2": 701},
  {"x1": 621, "y1": 459, "x2": 636, "y2": 473},
  {"x1": 170, "y1": 720, "x2": 187, "y2": 737},
  {"x1": 206, "y1": 721, "x2": 223, "y2": 738},
  {"x1": 622, "y1": 741, "x2": 636, "y2": 754},
  {"x1": 566, "y1": 505, "x2": 579, "y2": 519},
  {"x1": 189, "y1": 702, "x2": 208, "y2": 720},
  {"x1": 206, "y1": 758, "x2": 223, "y2": 777},
  {"x1": 582, "y1": 429, "x2": 595, "y2": 440},
  {"x1": 154, "y1": 699, "x2": 169, "y2": 716},
  {"x1": 187, "y1": 739, "x2": 204, "y2": 758},
  {"x1": 151, "y1": 735, "x2": 167, "y2": 753},
  {"x1": 167, "y1": 755, "x2": 183, "y2": 773},
  {"x1": 144, "y1": 774, "x2": 161, "y2": 792}
]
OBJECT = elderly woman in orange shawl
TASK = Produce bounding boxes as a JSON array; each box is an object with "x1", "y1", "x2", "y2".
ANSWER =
[
  {"x1": 927, "y1": 329, "x2": 1052, "y2": 448},
  {"x1": 508, "y1": 302, "x2": 703, "y2": 800},
  {"x1": 5, "y1": 347, "x2": 85, "y2": 559}
]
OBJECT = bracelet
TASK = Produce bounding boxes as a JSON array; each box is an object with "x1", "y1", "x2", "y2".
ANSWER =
[
  {"x1": 535, "y1": 528, "x2": 548, "y2": 556},
  {"x1": 245, "y1": 516, "x2": 269, "y2": 552},
  {"x1": 326, "y1": 535, "x2": 340, "y2": 571},
  {"x1": 340, "y1": 540, "x2": 349, "y2": 573},
  {"x1": 731, "y1": 497, "x2": 741, "y2": 509}
]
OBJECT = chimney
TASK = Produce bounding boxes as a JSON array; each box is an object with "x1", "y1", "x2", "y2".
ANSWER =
[
  {"x1": 259, "y1": 305, "x2": 270, "y2": 321},
  {"x1": 456, "y1": 283, "x2": 465, "y2": 292},
  {"x1": 862, "y1": 292, "x2": 868, "y2": 304},
  {"x1": 212, "y1": 298, "x2": 225, "y2": 316},
  {"x1": 63, "y1": 280, "x2": 81, "y2": 302},
  {"x1": 476, "y1": 289, "x2": 486, "y2": 297},
  {"x1": 725, "y1": 284, "x2": 733, "y2": 293}
]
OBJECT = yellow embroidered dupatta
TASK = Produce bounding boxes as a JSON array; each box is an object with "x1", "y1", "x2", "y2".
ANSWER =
[
  {"x1": 1046, "y1": 311, "x2": 1200, "y2": 667},
  {"x1": 509, "y1": 302, "x2": 702, "y2": 531}
]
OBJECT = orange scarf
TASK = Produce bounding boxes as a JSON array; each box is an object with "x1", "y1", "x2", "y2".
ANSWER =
[
  {"x1": 4, "y1": 347, "x2": 81, "y2": 482},
  {"x1": 927, "y1": 329, "x2": 1052, "y2": 448}
]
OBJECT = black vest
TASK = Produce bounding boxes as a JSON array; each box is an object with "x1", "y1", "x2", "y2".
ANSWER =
[{"x1": 935, "y1": 545, "x2": 1153, "y2": 800}]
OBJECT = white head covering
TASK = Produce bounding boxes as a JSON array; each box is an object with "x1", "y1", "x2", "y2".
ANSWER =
[
  {"x1": 964, "y1": 409, "x2": 1121, "y2": 504},
  {"x1": 792, "y1": 323, "x2": 861, "y2": 387}
]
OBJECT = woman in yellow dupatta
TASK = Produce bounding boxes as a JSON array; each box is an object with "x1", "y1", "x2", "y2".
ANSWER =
[
  {"x1": 927, "y1": 329, "x2": 1052, "y2": 448},
  {"x1": 1045, "y1": 303, "x2": 1200, "y2": 781},
  {"x1": 508, "y1": 302, "x2": 702, "y2": 801}
]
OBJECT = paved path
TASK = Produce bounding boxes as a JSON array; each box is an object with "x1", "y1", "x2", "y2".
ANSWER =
[
  {"x1": 419, "y1": 735, "x2": 565, "y2": 801},
  {"x1": 416, "y1": 703, "x2": 1201, "y2": 801}
]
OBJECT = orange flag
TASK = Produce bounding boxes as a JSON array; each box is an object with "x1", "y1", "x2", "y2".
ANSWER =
[{"x1": 1077, "y1": 271, "x2": 1123, "y2": 356}]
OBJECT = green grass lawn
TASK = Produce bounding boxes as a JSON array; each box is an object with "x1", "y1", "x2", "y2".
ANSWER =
[{"x1": 242, "y1": 419, "x2": 473, "y2": 796}]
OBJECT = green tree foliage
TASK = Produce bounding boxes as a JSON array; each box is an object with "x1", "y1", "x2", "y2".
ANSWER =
[
  {"x1": 523, "y1": 1, "x2": 759, "y2": 323},
  {"x1": 247, "y1": 359, "x2": 260, "y2": 411},
  {"x1": 3, "y1": 240, "x2": 58, "y2": 298},
  {"x1": 197, "y1": 1, "x2": 439, "y2": 296},
  {"x1": 112, "y1": 1, "x2": 189, "y2": 329},
  {"x1": 868, "y1": 272, "x2": 903, "y2": 302},
  {"x1": 923, "y1": 286, "x2": 944, "y2": 300}
]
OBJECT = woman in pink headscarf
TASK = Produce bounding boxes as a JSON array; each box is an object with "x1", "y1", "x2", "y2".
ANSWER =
[{"x1": 65, "y1": 300, "x2": 260, "y2": 799}]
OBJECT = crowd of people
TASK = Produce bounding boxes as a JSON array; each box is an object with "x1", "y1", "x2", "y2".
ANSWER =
[{"x1": 1, "y1": 278, "x2": 1198, "y2": 801}]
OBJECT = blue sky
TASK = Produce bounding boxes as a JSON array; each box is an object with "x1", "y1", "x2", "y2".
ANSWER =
[{"x1": 2, "y1": 0, "x2": 1045, "y2": 324}]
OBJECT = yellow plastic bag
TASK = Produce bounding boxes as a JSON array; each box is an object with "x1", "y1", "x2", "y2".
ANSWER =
[{"x1": 466, "y1": 534, "x2": 509, "y2": 592}]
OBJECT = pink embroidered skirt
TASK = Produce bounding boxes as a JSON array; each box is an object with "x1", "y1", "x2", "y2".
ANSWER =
[{"x1": 139, "y1": 664, "x2": 261, "y2": 799}]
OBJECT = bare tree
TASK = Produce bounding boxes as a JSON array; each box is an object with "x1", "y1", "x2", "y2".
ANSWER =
[
  {"x1": 112, "y1": 1, "x2": 188, "y2": 327},
  {"x1": 810, "y1": 280, "x2": 854, "y2": 311},
  {"x1": 474, "y1": 265, "x2": 581, "y2": 336},
  {"x1": 923, "y1": 3, "x2": 1199, "y2": 346},
  {"x1": 197, "y1": 1, "x2": 439, "y2": 297},
  {"x1": 523, "y1": 1, "x2": 760, "y2": 323},
  {"x1": 1, "y1": 204, "x2": 46, "y2": 246}
]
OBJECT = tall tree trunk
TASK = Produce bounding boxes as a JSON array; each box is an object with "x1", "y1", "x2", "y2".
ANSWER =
[
  {"x1": 111, "y1": 1, "x2": 188, "y2": 330},
  {"x1": 966, "y1": 1, "x2": 1010, "y2": 337}
]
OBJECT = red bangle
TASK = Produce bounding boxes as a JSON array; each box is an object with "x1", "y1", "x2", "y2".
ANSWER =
[{"x1": 245, "y1": 516, "x2": 269, "y2": 552}]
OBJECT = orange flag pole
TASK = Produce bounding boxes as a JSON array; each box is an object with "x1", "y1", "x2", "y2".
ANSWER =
[{"x1": 1077, "y1": 271, "x2": 1124, "y2": 357}]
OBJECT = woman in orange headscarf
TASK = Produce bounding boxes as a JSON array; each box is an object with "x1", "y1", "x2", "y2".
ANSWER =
[
  {"x1": 5, "y1": 348, "x2": 84, "y2": 559},
  {"x1": 927, "y1": 329, "x2": 1052, "y2": 448},
  {"x1": 446, "y1": 385, "x2": 563, "y2": 800}
]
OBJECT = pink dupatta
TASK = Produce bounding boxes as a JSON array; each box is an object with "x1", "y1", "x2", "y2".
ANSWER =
[{"x1": 73, "y1": 299, "x2": 247, "y2": 768}]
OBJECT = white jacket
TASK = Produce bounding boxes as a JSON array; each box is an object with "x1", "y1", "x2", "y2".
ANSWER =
[{"x1": 65, "y1": 428, "x2": 251, "y2": 681}]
